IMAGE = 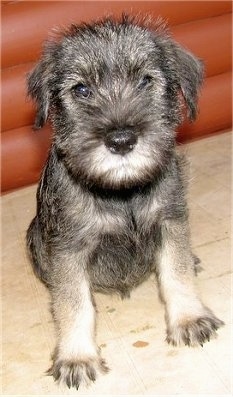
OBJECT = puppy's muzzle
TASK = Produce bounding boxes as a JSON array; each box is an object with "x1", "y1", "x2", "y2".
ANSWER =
[{"x1": 104, "y1": 129, "x2": 137, "y2": 155}]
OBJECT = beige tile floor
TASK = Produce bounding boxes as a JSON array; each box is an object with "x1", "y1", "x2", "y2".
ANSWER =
[{"x1": 1, "y1": 131, "x2": 232, "y2": 395}]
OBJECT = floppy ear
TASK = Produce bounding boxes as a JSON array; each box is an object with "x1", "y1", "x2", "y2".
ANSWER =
[
  {"x1": 27, "y1": 61, "x2": 50, "y2": 129},
  {"x1": 172, "y1": 43, "x2": 204, "y2": 121},
  {"x1": 27, "y1": 43, "x2": 57, "y2": 129}
]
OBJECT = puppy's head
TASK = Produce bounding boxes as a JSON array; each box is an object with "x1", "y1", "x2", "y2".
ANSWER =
[{"x1": 28, "y1": 16, "x2": 203, "y2": 189}]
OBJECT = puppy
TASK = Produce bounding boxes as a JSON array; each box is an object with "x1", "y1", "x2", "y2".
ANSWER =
[{"x1": 27, "y1": 16, "x2": 224, "y2": 389}]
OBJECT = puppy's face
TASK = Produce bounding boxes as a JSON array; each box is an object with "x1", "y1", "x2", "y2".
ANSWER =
[{"x1": 28, "y1": 17, "x2": 203, "y2": 188}]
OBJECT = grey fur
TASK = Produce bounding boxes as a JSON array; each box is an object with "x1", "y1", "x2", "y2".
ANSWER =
[{"x1": 27, "y1": 16, "x2": 224, "y2": 390}]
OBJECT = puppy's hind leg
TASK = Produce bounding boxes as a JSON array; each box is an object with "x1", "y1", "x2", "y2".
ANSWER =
[
  {"x1": 157, "y1": 218, "x2": 224, "y2": 347},
  {"x1": 26, "y1": 217, "x2": 49, "y2": 284},
  {"x1": 47, "y1": 251, "x2": 108, "y2": 390}
]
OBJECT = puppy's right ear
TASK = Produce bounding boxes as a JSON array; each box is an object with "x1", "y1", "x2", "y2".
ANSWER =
[
  {"x1": 27, "y1": 60, "x2": 50, "y2": 129},
  {"x1": 27, "y1": 42, "x2": 57, "y2": 129}
]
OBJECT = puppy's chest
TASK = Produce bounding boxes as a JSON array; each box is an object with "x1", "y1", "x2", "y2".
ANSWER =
[
  {"x1": 94, "y1": 193, "x2": 160, "y2": 239},
  {"x1": 87, "y1": 194, "x2": 161, "y2": 294}
]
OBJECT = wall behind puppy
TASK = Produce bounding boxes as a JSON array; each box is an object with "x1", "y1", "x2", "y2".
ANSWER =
[{"x1": 1, "y1": 1, "x2": 232, "y2": 192}]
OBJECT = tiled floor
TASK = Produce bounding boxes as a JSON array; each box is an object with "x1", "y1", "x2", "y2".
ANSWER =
[{"x1": 1, "y1": 131, "x2": 232, "y2": 395}]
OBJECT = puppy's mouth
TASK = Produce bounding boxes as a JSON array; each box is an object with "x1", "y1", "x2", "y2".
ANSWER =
[{"x1": 104, "y1": 130, "x2": 138, "y2": 156}]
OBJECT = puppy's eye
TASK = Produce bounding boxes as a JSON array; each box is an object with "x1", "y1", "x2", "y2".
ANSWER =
[
  {"x1": 73, "y1": 83, "x2": 92, "y2": 98},
  {"x1": 138, "y1": 75, "x2": 152, "y2": 89}
]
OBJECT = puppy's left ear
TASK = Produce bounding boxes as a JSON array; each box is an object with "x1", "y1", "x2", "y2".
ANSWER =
[{"x1": 172, "y1": 43, "x2": 204, "y2": 121}]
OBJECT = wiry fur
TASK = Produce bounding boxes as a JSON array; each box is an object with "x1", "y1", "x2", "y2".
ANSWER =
[{"x1": 26, "y1": 16, "x2": 224, "y2": 390}]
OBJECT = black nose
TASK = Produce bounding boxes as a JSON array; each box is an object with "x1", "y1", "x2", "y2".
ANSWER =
[{"x1": 105, "y1": 130, "x2": 137, "y2": 155}]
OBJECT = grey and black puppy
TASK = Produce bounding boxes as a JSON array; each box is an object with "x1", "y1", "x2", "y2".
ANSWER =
[{"x1": 27, "y1": 16, "x2": 224, "y2": 389}]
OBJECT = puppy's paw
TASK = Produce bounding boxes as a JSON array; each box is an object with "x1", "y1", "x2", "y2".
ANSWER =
[
  {"x1": 166, "y1": 310, "x2": 224, "y2": 347},
  {"x1": 47, "y1": 354, "x2": 109, "y2": 389}
]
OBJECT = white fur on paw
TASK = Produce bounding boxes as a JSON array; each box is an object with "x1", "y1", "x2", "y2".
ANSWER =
[
  {"x1": 166, "y1": 311, "x2": 224, "y2": 347},
  {"x1": 47, "y1": 353, "x2": 109, "y2": 389}
]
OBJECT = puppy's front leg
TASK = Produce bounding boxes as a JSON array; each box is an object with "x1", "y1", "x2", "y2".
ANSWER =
[
  {"x1": 158, "y1": 218, "x2": 224, "y2": 347},
  {"x1": 47, "y1": 252, "x2": 108, "y2": 389}
]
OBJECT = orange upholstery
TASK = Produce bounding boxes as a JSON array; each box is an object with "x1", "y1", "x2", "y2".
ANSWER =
[{"x1": 1, "y1": 1, "x2": 232, "y2": 192}]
